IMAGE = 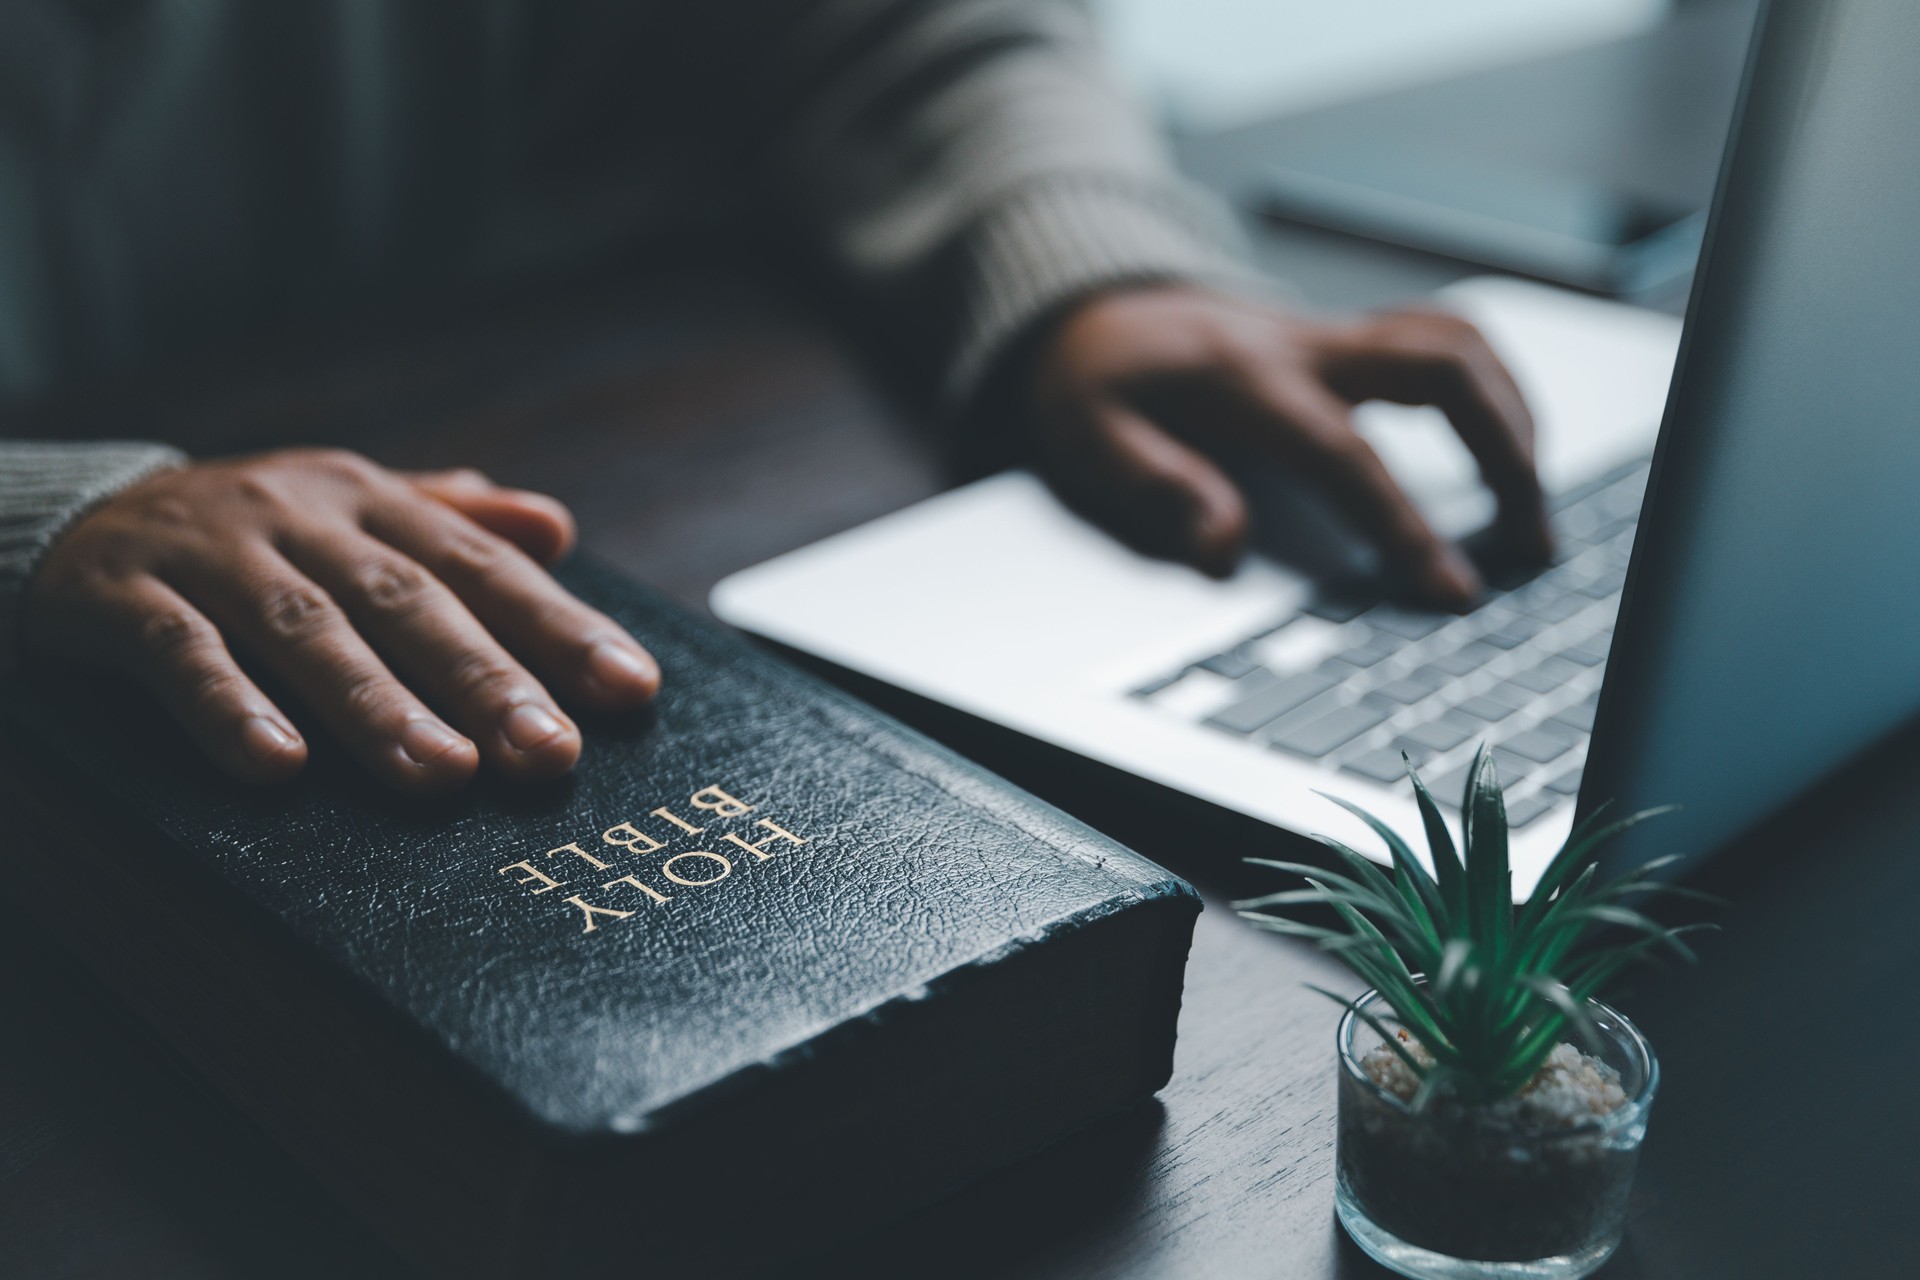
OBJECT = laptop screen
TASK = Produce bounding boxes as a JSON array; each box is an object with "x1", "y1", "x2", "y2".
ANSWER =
[{"x1": 1586, "y1": 0, "x2": 1920, "y2": 873}]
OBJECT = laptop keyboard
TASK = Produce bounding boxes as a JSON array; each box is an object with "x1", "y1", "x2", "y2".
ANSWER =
[{"x1": 1133, "y1": 458, "x2": 1649, "y2": 826}]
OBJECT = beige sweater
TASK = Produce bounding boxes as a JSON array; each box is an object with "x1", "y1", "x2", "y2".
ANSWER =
[{"x1": 0, "y1": 0, "x2": 1257, "y2": 654}]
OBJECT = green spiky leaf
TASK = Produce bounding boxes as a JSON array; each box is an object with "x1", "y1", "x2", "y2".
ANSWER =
[
  {"x1": 1314, "y1": 791, "x2": 1445, "y2": 946},
  {"x1": 1408, "y1": 759, "x2": 1466, "y2": 928},
  {"x1": 1239, "y1": 745, "x2": 1710, "y2": 1106}
]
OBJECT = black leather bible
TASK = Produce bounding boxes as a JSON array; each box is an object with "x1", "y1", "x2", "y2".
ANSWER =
[{"x1": 0, "y1": 558, "x2": 1199, "y2": 1278}]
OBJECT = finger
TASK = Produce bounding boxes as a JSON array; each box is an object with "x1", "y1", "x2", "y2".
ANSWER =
[
  {"x1": 1321, "y1": 312, "x2": 1554, "y2": 560},
  {"x1": 360, "y1": 495, "x2": 660, "y2": 710},
  {"x1": 282, "y1": 527, "x2": 584, "y2": 781},
  {"x1": 1043, "y1": 398, "x2": 1249, "y2": 576},
  {"x1": 86, "y1": 576, "x2": 307, "y2": 784},
  {"x1": 1245, "y1": 378, "x2": 1482, "y2": 609},
  {"x1": 406, "y1": 468, "x2": 576, "y2": 566},
  {"x1": 165, "y1": 551, "x2": 481, "y2": 794}
]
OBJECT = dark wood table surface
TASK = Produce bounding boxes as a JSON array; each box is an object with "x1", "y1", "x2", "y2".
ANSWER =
[{"x1": 7, "y1": 4, "x2": 1914, "y2": 1276}]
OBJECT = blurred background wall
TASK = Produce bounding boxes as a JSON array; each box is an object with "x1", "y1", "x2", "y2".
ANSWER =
[{"x1": 1090, "y1": 0, "x2": 1671, "y2": 133}]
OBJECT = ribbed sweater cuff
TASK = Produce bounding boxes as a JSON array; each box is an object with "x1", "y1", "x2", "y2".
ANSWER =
[
  {"x1": 0, "y1": 441, "x2": 187, "y2": 669},
  {"x1": 943, "y1": 175, "x2": 1273, "y2": 414}
]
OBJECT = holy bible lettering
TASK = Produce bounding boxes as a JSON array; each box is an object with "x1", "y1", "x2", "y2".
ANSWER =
[{"x1": 495, "y1": 784, "x2": 809, "y2": 934}]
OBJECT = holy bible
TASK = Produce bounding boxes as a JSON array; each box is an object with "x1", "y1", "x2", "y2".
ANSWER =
[{"x1": 0, "y1": 558, "x2": 1200, "y2": 1278}]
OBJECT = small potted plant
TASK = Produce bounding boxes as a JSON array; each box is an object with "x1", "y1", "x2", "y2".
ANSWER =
[{"x1": 1238, "y1": 746, "x2": 1710, "y2": 1280}]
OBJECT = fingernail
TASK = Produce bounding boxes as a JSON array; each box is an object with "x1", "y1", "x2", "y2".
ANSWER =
[
  {"x1": 400, "y1": 718, "x2": 469, "y2": 766},
  {"x1": 1188, "y1": 500, "x2": 1246, "y2": 577},
  {"x1": 587, "y1": 639, "x2": 659, "y2": 696},
  {"x1": 1428, "y1": 548, "x2": 1483, "y2": 610},
  {"x1": 241, "y1": 716, "x2": 301, "y2": 760},
  {"x1": 1194, "y1": 538, "x2": 1240, "y2": 579},
  {"x1": 502, "y1": 702, "x2": 569, "y2": 752}
]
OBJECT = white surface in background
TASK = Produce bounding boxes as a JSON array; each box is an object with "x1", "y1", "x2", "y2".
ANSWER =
[
  {"x1": 1090, "y1": 0, "x2": 1670, "y2": 133},
  {"x1": 1353, "y1": 275, "x2": 1684, "y2": 539}
]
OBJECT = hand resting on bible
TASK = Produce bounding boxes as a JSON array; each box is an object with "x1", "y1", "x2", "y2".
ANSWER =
[{"x1": 22, "y1": 450, "x2": 659, "y2": 793}]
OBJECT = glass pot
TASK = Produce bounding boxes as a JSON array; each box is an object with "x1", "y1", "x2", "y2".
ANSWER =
[{"x1": 1334, "y1": 987, "x2": 1658, "y2": 1280}]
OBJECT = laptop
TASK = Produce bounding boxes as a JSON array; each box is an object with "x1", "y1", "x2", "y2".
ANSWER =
[{"x1": 713, "y1": 0, "x2": 1920, "y2": 896}]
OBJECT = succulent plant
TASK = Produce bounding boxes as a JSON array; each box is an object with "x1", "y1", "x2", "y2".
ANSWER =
[{"x1": 1237, "y1": 745, "x2": 1712, "y2": 1106}]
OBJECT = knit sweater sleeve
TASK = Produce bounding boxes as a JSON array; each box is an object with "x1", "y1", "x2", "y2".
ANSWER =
[
  {"x1": 0, "y1": 440, "x2": 186, "y2": 667},
  {"x1": 697, "y1": 0, "x2": 1268, "y2": 416}
]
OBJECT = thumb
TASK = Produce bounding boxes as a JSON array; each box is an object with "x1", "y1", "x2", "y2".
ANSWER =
[
  {"x1": 1045, "y1": 402, "x2": 1248, "y2": 576},
  {"x1": 405, "y1": 469, "x2": 577, "y2": 566}
]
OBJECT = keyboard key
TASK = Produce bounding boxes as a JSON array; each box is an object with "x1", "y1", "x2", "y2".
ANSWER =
[
  {"x1": 1452, "y1": 694, "x2": 1518, "y2": 723},
  {"x1": 1238, "y1": 666, "x2": 1282, "y2": 692},
  {"x1": 1337, "y1": 630, "x2": 1402, "y2": 667},
  {"x1": 1428, "y1": 642, "x2": 1500, "y2": 676},
  {"x1": 1196, "y1": 649, "x2": 1260, "y2": 679},
  {"x1": 1527, "y1": 592, "x2": 1591, "y2": 624},
  {"x1": 1574, "y1": 571, "x2": 1625, "y2": 599},
  {"x1": 1543, "y1": 768, "x2": 1584, "y2": 796},
  {"x1": 1343, "y1": 748, "x2": 1415, "y2": 785},
  {"x1": 1387, "y1": 738, "x2": 1436, "y2": 767},
  {"x1": 1501, "y1": 582, "x2": 1548, "y2": 612},
  {"x1": 1357, "y1": 691, "x2": 1403, "y2": 715},
  {"x1": 1558, "y1": 508, "x2": 1604, "y2": 543},
  {"x1": 1204, "y1": 670, "x2": 1339, "y2": 734},
  {"x1": 1375, "y1": 669, "x2": 1447, "y2": 703},
  {"x1": 1595, "y1": 515, "x2": 1639, "y2": 543},
  {"x1": 1506, "y1": 656, "x2": 1580, "y2": 694},
  {"x1": 1504, "y1": 792, "x2": 1559, "y2": 828},
  {"x1": 1479, "y1": 616, "x2": 1546, "y2": 649},
  {"x1": 1262, "y1": 687, "x2": 1346, "y2": 729},
  {"x1": 1483, "y1": 750, "x2": 1536, "y2": 787},
  {"x1": 1597, "y1": 482, "x2": 1644, "y2": 520},
  {"x1": 1427, "y1": 752, "x2": 1533, "y2": 808},
  {"x1": 1482, "y1": 680, "x2": 1542, "y2": 711},
  {"x1": 1399, "y1": 716, "x2": 1475, "y2": 753},
  {"x1": 1499, "y1": 723, "x2": 1581, "y2": 764},
  {"x1": 1560, "y1": 634, "x2": 1612, "y2": 667},
  {"x1": 1552, "y1": 695, "x2": 1600, "y2": 733},
  {"x1": 1268, "y1": 701, "x2": 1392, "y2": 758},
  {"x1": 1364, "y1": 607, "x2": 1447, "y2": 639},
  {"x1": 1424, "y1": 764, "x2": 1474, "y2": 807},
  {"x1": 1315, "y1": 656, "x2": 1363, "y2": 680}
]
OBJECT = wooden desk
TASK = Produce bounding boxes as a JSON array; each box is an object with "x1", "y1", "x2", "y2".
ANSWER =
[{"x1": 9, "y1": 5, "x2": 1909, "y2": 1277}]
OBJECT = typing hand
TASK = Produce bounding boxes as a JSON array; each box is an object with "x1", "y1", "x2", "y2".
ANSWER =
[
  {"x1": 1026, "y1": 284, "x2": 1554, "y2": 609},
  {"x1": 23, "y1": 449, "x2": 660, "y2": 792}
]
